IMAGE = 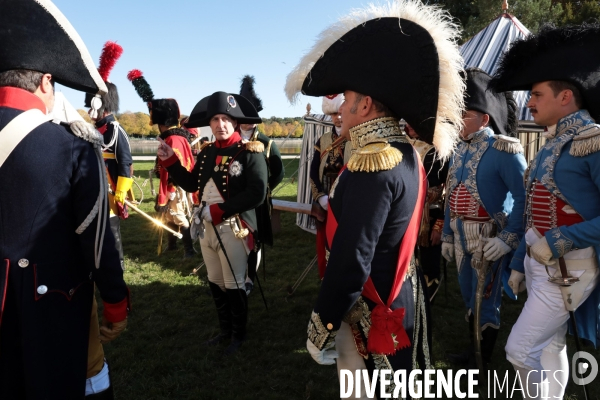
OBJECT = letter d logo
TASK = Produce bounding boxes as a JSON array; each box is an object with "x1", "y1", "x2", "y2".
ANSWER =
[{"x1": 572, "y1": 351, "x2": 598, "y2": 386}]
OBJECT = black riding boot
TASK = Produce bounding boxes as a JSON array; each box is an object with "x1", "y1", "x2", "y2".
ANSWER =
[
  {"x1": 205, "y1": 282, "x2": 232, "y2": 346},
  {"x1": 481, "y1": 326, "x2": 499, "y2": 366},
  {"x1": 166, "y1": 222, "x2": 178, "y2": 251},
  {"x1": 447, "y1": 313, "x2": 475, "y2": 365},
  {"x1": 181, "y1": 226, "x2": 196, "y2": 258},
  {"x1": 224, "y1": 288, "x2": 247, "y2": 355}
]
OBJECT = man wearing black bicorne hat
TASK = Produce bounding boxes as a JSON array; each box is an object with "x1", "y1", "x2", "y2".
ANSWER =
[
  {"x1": 157, "y1": 91, "x2": 267, "y2": 355},
  {"x1": 238, "y1": 75, "x2": 284, "y2": 294},
  {"x1": 491, "y1": 24, "x2": 600, "y2": 399},
  {"x1": 0, "y1": 1, "x2": 130, "y2": 398},
  {"x1": 441, "y1": 68, "x2": 527, "y2": 374},
  {"x1": 285, "y1": 1, "x2": 465, "y2": 397}
]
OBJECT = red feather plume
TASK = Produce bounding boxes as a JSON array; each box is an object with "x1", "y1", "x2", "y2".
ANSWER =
[
  {"x1": 97, "y1": 41, "x2": 123, "y2": 81},
  {"x1": 127, "y1": 69, "x2": 143, "y2": 81}
]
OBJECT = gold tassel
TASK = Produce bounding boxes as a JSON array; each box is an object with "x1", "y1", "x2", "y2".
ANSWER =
[
  {"x1": 347, "y1": 142, "x2": 403, "y2": 173},
  {"x1": 245, "y1": 140, "x2": 265, "y2": 153},
  {"x1": 570, "y1": 128, "x2": 600, "y2": 157}
]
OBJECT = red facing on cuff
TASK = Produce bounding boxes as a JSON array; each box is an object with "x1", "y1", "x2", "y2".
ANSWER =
[
  {"x1": 160, "y1": 152, "x2": 180, "y2": 168},
  {"x1": 103, "y1": 291, "x2": 130, "y2": 323},
  {"x1": 157, "y1": 194, "x2": 168, "y2": 206},
  {"x1": 209, "y1": 203, "x2": 225, "y2": 225}
]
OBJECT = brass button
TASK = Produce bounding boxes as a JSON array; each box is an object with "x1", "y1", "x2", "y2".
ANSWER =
[
  {"x1": 69, "y1": 289, "x2": 75, "y2": 296},
  {"x1": 18, "y1": 258, "x2": 29, "y2": 268},
  {"x1": 327, "y1": 323, "x2": 333, "y2": 330}
]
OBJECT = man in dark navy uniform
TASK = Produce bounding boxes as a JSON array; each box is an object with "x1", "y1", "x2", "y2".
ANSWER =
[
  {"x1": 285, "y1": 1, "x2": 465, "y2": 397},
  {"x1": 0, "y1": 1, "x2": 130, "y2": 398},
  {"x1": 85, "y1": 41, "x2": 132, "y2": 269}
]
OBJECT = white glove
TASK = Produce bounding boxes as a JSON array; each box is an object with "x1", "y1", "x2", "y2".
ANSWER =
[
  {"x1": 168, "y1": 191, "x2": 176, "y2": 201},
  {"x1": 318, "y1": 195, "x2": 329, "y2": 211},
  {"x1": 508, "y1": 270, "x2": 526, "y2": 296},
  {"x1": 482, "y1": 237, "x2": 512, "y2": 261},
  {"x1": 530, "y1": 237, "x2": 555, "y2": 265},
  {"x1": 190, "y1": 207, "x2": 204, "y2": 240},
  {"x1": 201, "y1": 205, "x2": 213, "y2": 223},
  {"x1": 441, "y1": 242, "x2": 455, "y2": 262},
  {"x1": 306, "y1": 339, "x2": 338, "y2": 365}
]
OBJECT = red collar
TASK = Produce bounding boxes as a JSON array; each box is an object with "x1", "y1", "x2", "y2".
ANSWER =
[
  {"x1": 0, "y1": 87, "x2": 47, "y2": 114},
  {"x1": 215, "y1": 131, "x2": 241, "y2": 148}
]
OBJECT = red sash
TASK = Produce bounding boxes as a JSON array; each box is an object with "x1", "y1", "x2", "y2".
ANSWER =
[{"x1": 325, "y1": 151, "x2": 427, "y2": 355}]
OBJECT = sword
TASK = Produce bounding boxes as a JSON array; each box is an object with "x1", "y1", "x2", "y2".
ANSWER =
[
  {"x1": 555, "y1": 256, "x2": 590, "y2": 400},
  {"x1": 122, "y1": 199, "x2": 182, "y2": 239},
  {"x1": 472, "y1": 244, "x2": 491, "y2": 377},
  {"x1": 203, "y1": 202, "x2": 244, "y2": 303}
]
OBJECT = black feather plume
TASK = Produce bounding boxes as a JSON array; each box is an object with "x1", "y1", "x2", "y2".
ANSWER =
[{"x1": 239, "y1": 75, "x2": 263, "y2": 112}]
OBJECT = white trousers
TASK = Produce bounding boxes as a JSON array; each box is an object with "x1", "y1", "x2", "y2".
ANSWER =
[
  {"x1": 506, "y1": 231, "x2": 598, "y2": 371},
  {"x1": 336, "y1": 322, "x2": 370, "y2": 399},
  {"x1": 201, "y1": 220, "x2": 248, "y2": 290}
]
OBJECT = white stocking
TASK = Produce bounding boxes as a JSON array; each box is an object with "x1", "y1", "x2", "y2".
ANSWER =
[
  {"x1": 513, "y1": 364, "x2": 546, "y2": 399},
  {"x1": 540, "y1": 345, "x2": 568, "y2": 399}
]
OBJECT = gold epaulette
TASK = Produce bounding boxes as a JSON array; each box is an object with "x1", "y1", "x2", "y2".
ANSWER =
[
  {"x1": 347, "y1": 117, "x2": 404, "y2": 173},
  {"x1": 570, "y1": 125, "x2": 600, "y2": 157},
  {"x1": 347, "y1": 142, "x2": 402, "y2": 173},
  {"x1": 199, "y1": 141, "x2": 213, "y2": 151},
  {"x1": 245, "y1": 140, "x2": 265, "y2": 153},
  {"x1": 492, "y1": 135, "x2": 523, "y2": 154}
]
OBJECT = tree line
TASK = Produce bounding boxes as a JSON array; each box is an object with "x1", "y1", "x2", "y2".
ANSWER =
[
  {"x1": 431, "y1": 0, "x2": 600, "y2": 42},
  {"x1": 77, "y1": 110, "x2": 305, "y2": 138}
]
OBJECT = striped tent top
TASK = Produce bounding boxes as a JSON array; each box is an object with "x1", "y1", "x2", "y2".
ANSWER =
[{"x1": 460, "y1": 12, "x2": 533, "y2": 121}]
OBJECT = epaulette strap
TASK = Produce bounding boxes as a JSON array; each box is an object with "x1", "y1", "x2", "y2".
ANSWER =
[
  {"x1": 199, "y1": 141, "x2": 213, "y2": 151},
  {"x1": 492, "y1": 135, "x2": 523, "y2": 154},
  {"x1": 570, "y1": 125, "x2": 600, "y2": 157},
  {"x1": 245, "y1": 140, "x2": 265, "y2": 153},
  {"x1": 69, "y1": 120, "x2": 103, "y2": 146},
  {"x1": 347, "y1": 142, "x2": 402, "y2": 173}
]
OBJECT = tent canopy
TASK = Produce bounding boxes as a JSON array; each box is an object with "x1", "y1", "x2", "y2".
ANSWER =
[{"x1": 460, "y1": 13, "x2": 533, "y2": 121}]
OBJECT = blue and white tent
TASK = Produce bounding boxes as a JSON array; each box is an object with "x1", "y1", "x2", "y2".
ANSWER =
[{"x1": 460, "y1": 12, "x2": 533, "y2": 121}]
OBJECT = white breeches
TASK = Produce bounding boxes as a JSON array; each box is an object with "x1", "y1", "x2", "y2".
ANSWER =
[{"x1": 201, "y1": 220, "x2": 248, "y2": 291}]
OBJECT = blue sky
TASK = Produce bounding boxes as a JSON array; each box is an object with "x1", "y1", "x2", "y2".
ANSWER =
[{"x1": 54, "y1": 0, "x2": 371, "y2": 118}]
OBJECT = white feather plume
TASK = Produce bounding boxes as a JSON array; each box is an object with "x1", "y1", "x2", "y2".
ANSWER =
[{"x1": 284, "y1": 0, "x2": 465, "y2": 160}]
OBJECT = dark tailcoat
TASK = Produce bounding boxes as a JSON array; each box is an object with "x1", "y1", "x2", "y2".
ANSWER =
[
  {"x1": 0, "y1": 98, "x2": 129, "y2": 399},
  {"x1": 313, "y1": 141, "x2": 428, "y2": 377},
  {"x1": 166, "y1": 140, "x2": 267, "y2": 233}
]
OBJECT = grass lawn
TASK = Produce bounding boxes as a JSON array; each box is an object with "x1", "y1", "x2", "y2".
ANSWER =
[{"x1": 105, "y1": 159, "x2": 599, "y2": 399}]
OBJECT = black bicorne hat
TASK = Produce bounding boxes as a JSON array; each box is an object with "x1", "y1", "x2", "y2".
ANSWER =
[
  {"x1": 464, "y1": 68, "x2": 518, "y2": 137},
  {"x1": 185, "y1": 92, "x2": 263, "y2": 128},
  {"x1": 0, "y1": 0, "x2": 107, "y2": 95},
  {"x1": 239, "y1": 75, "x2": 263, "y2": 113},
  {"x1": 490, "y1": 23, "x2": 600, "y2": 121},
  {"x1": 284, "y1": 1, "x2": 465, "y2": 160}
]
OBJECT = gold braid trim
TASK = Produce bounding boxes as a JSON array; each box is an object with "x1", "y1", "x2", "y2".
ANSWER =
[
  {"x1": 307, "y1": 311, "x2": 336, "y2": 350},
  {"x1": 245, "y1": 141, "x2": 265, "y2": 153},
  {"x1": 347, "y1": 117, "x2": 403, "y2": 173},
  {"x1": 570, "y1": 126, "x2": 600, "y2": 157},
  {"x1": 492, "y1": 135, "x2": 524, "y2": 154}
]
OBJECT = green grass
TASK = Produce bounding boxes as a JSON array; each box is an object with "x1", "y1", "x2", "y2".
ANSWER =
[{"x1": 105, "y1": 160, "x2": 600, "y2": 399}]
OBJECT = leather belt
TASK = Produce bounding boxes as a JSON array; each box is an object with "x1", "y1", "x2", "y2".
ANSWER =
[{"x1": 450, "y1": 212, "x2": 491, "y2": 222}]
